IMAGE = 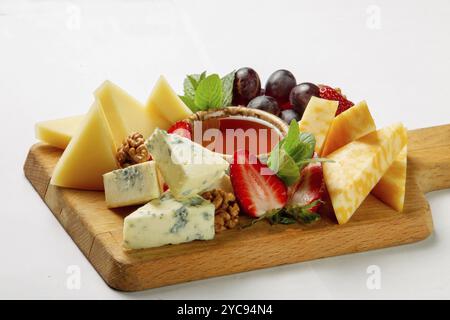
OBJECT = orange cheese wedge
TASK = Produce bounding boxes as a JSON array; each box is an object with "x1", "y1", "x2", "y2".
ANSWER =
[
  {"x1": 298, "y1": 96, "x2": 338, "y2": 155},
  {"x1": 321, "y1": 101, "x2": 376, "y2": 156},
  {"x1": 323, "y1": 123, "x2": 407, "y2": 224},
  {"x1": 372, "y1": 146, "x2": 407, "y2": 212}
]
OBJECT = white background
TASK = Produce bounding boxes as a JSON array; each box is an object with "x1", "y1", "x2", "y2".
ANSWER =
[{"x1": 1, "y1": 0, "x2": 450, "y2": 299}]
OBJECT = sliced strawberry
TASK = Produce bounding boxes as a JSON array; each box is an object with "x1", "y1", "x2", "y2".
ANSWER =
[
  {"x1": 230, "y1": 150, "x2": 287, "y2": 218},
  {"x1": 318, "y1": 85, "x2": 354, "y2": 116},
  {"x1": 288, "y1": 161, "x2": 325, "y2": 212},
  {"x1": 167, "y1": 120, "x2": 192, "y2": 140}
]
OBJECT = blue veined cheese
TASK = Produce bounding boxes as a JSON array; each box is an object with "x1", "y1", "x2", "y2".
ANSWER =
[
  {"x1": 123, "y1": 191, "x2": 215, "y2": 249},
  {"x1": 103, "y1": 161, "x2": 162, "y2": 208},
  {"x1": 146, "y1": 129, "x2": 229, "y2": 199}
]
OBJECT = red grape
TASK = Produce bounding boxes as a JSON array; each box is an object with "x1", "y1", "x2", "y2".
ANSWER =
[
  {"x1": 280, "y1": 109, "x2": 301, "y2": 124},
  {"x1": 289, "y1": 82, "x2": 320, "y2": 116},
  {"x1": 247, "y1": 95, "x2": 280, "y2": 116},
  {"x1": 265, "y1": 70, "x2": 296, "y2": 107},
  {"x1": 232, "y1": 67, "x2": 261, "y2": 106}
]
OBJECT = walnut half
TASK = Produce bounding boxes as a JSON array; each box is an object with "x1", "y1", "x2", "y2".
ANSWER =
[
  {"x1": 116, "y1": 132, "x2": 150, "y2": 168},
  {"x1": 202, "y1": 189, "x2": 240, "y2": 232}
]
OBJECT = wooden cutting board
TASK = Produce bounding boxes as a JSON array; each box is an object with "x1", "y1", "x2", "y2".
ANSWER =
[{"x1": 23, "y1": 124, "x2": 450, "y2": 292}]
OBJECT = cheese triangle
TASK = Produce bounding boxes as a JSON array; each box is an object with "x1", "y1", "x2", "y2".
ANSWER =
[
  {"x1": 35, "y1": 115, "x2": 84, "y2": 149},
  {"x1": 298, "y1": 96, "x2": 338, "y2": 155},
  {"x1": 95, "y1": 80, "x2": 158, "y2": 142},
  {"x1": 50, "y1": 101, "x2": 118, "y2": 190},
  {"x1": 372, "y1": 146, "x2": 407, "y2": 212},
  {"x1": 321, "y1": 101, "x2": 376, "y2": 156},
  {"x1": 323, "y1": 123, "x2": 407, "y2": 224},
  {"x1": 145, "y1": 76, "x2": 192, "y2": 127}
]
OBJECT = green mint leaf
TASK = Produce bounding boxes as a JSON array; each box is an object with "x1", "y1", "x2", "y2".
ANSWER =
[
  {"x1": 179, "y1": 95, "x2": 198, "y2": 112},
  {"x1": 221, "y1": 70, "x2": 235, "y2": 107},
  {"x1": 267, "y1": 144, "x2": 300, "y2": 186},
  {"x1": 183, "y1": 71, "x2": 207, "y2": 100},
  {"x1": 283, "y1": 122, "x2": 316, "y2": 168},
  {"x1": 194, "y1": 74, "x2": 223, "y2": 110}
]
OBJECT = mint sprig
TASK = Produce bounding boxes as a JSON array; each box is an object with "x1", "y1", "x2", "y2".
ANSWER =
[
  {"x1": 179, "y1": 71, "x2": 235, "y2": 112},
  {"x1": 221, "y1": 71, "x2": 235, "y2": 107},
  {"x1": 268, "y1": 120, "x2": 316, "y2": 185}
]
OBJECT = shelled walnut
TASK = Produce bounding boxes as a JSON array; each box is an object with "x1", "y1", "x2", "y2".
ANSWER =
[
  {"x1": 202, "y1": 189, "x2": 240, "y2": 232},
  {"x1": 116, "y1": 132, "x2": 150, "y2": 168}
]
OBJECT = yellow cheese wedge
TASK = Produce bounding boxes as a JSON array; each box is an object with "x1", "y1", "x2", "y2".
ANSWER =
[
  {"x1": 323, "y1": 123, "x2": 407, "y2": 224},
  {"x1": 298, "y1": 96, "x2": 338, "y2": 155},
  {"x1": 145, "y1": 75, "x2": 192, "y2": 127},
  {"x1": 321, "y1": 101, "x2": 376, "y2": 156},
  {"x1": 372, "y1": 146, "x2": 407, "y2": 212},
  {"x1": 50, "y1": 101, "x2": 118, "y2": 191},
  {"x1": 95, "y1": 80, "x2": 158, "y2": 141},
  {"x1": 35, "y1": 115, "x2": 84, "y2": 149}
]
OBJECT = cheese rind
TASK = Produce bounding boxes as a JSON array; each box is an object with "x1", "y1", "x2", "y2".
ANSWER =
[
  {"x1": 103, "y1": 161, "x2": 162, "y2": 208},
  {"x1": 50, "y1": 102, "x2": 118, "y2": 190},
  {"x1": 298, "y1": 97, "x2": 338, "y2": 155},
  {"x1": 145, "y1": 76, "x2": 193, "y2": 126},
  {"x1": 36, "y1": 115, "x2": 84, "y2": 149},
  {"x1": 146, "y1": 129, "x2": 229, "y2": 199},
  {"x1": 323, "y1": 123, "x2": 407, "y2": 224},
  {"x1": 123, "y1": 192, "x2": 215, "y2": 249},
  {"x1": 321, "y1": 101, "x2": 376, "y2": 156},
  {"x1": 372, "y1": 146, "x2": 407, "y2": 212}
]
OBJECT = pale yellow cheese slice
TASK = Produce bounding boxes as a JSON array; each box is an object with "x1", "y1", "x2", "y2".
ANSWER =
[
  {"x1": 298, "y1": 96, "x2": 338, "y2": 155},
  {"x1": 35, "y1": 115, "x2": 84, "y2": 149},
  {"x1": 95, "y1": 80, "x2": 158, "y2": 142},
  {"x1": 372, "y1": 146, "x2": 407, "y2": 212},
  {"x1": 321, "y1": 101, "x2": 376, "y2": 156},
  {"x1": 323, "y1": 123, "x2": 407, "y2": 224},
  {"x1": 50, "y1": 101, "x2": 118, "y2": 191},
  {"x1": 145, "y1": 75, "x2": 192, "y2": 127}
]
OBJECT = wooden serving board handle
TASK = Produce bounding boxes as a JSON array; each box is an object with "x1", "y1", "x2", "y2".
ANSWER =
[{"x1": 409, "y1": 124, "x2": 450, "y2": 193}]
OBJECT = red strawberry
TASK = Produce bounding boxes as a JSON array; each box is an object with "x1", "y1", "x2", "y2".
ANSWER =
[
  {"x1": 167, "y1": 120, "x2": 192, "y2": 140},
  {"x1": 288, "y1": 161, "x2": 325, "y2": 212},
  {"x1": 230, "y1": 150, "x2": 287, "y2": 218},
  {"x1": 318, "y1": 85, "x2": 354, "y2": 116}
]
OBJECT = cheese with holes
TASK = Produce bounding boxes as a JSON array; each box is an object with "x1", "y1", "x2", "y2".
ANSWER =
[
  {"x1": 146, "y1": 76, "x2": 192, "y2": 126},
  {"x1": 298, "y1": 96, "x2": 338, "y2": 155},
  {"x1": 95, "y1": 80, "x2": 158, "y2": 140},
  {"x1": 123, "y1": 191, "x2": 215, "y2": 249},
  {"x1": 321, "y1": 101, "x2": 376, "y2": 156},
  {"x1": 35, "y1": 115, "x2": 84, "y2": 149},
  {"x1": 50, "y1": 101, "x2": 118, "y2": 190},
  {"x1": 372, "y1": 146, "x2": 407, "y2": 212},
  {"x1": 103, "y1": 161, "x2": 163, "y2": 208},
  {"x1": 323, "y1": 123, "x2": 407, "y2": 224},
  {"x1": 146, "y1": 129, "x2": 229, "y2": 199}
]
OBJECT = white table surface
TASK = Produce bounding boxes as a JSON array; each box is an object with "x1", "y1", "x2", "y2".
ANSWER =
[{"x1": 1, "y1": 0, "x2": 450, "y2": 299}]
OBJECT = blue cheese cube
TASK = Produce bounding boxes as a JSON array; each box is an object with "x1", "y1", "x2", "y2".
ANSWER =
[
  {"x1": 103, "y1": 161, "x2": 162, "y2": 208},
  {"x1": 146, "y1": 129, "x2": 229, "y2": 199},
  {"x1": 123, "y1": 192, "x2": 215, "y2": 249}
]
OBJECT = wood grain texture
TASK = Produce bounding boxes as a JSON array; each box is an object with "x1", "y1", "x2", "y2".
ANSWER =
[{"x1": 23, "y1": 124, "x2": 450, "y2": 291}]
